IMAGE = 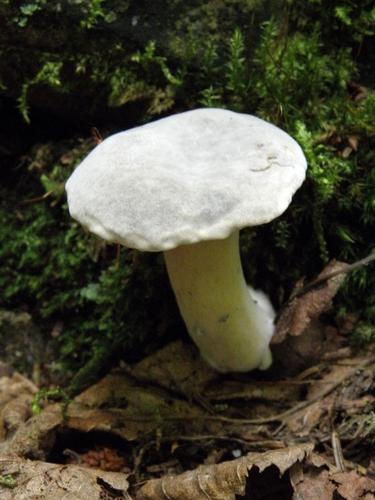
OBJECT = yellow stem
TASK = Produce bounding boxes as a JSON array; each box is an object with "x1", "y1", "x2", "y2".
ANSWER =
[{"x1": 164, "y1": 231, "x2": 273, "y2": 372}]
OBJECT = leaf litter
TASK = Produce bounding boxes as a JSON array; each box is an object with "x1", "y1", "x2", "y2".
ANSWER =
[{"x1": 0, "y1": 260, "x2": 375, "y2": 498}]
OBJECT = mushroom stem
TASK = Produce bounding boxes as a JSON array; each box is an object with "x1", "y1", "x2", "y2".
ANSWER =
[{"x1": 164, "y1": 231, "x2": 274, "y2": 372}]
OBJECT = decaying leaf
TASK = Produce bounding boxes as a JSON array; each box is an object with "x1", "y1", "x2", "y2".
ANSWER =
[
  {"x1": 129, "y1": 340, "x2": 218, "y2": 396},
  {"x1": 1, "y1": 370, "x2": 207, "y2": 460},
  {"x1": 333, "y1": 470, "x2": 375, "y2": 500},
  {"x1": 136, "y1": 444, "x2": 314, "y2": 500},
  {"x1": 132, "y1": 342, "x2": 303, "y2": 406},
  {"x1": 74, "y1": 370, "x2": 206, "y2": 437},
  {"x1": 1, "y1": 349, "x2": 373, "y2": 499},
  {"x1": 285, "y1": 355, "x2": 373, "y2": 435},
  {"x1": 291, "y1": 460, "x2": 375, "y2": 500},
  {"x1": 0, "y1": 456, "x2": 130, "y2": 500},
  {"x1": 273, "y1": 260, "x2": 347, "y2": 344},
  {"x1": 347, "y1": 135, "x2": 359, "y2": 151},
  {"x1": 0, "y1": 404, "x2": 63, "y2": 459},
  {"x1": 0, "y1": 372, "x2": 37, "y2": 440},
  {"x1": 291, "y1": 466, "x2": 336, "y2": 500}
]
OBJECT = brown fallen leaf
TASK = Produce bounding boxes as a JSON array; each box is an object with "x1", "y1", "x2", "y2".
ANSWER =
[
  {"x1": 273, "y1": 260, "x2": 347, "y2": 344},
  {"x1": 1, "y1": 394, "x2": 33, "y2": 435},
  {"x1": 342, "y1": 146, "x2": 353, "y2": 158},
  {"x1": 0, "y1": 372, "x2": 38, "y2": 403},
  {"x1": 1, "y1": 371, "x2": 207, "y2": 460},
  {"x1": 347, "y1": 135, "x2": 359, "y2": 151},
  {"x1": 291, "y1": 459, "x2": 375, "y2": 500},
  {"x1": 348, "y1": 81, "x2": 369, "y2": 101},
  {"x1": 0, "y1": 372, "x2": 38, "y2": 440},
  {"x1": 292, "y1": 466, "x2": 336, "y2": 500},
  {"x1": 74, "y1": 371, "x2": 206, "y2": 437},
  {"x1": 136, "y1": 443, "x2": 314, "y2": 500},
  {"x1": 0, "y1": 404, "x2": 63, "y2": 459},
  {"x1": 285, "y1": 356, "x2": 370, "y2": 434},
  {"x1": 0, "y1": 456, "x2": 130, "y2": 500},
  {"x1": 129, "y1": 340, "x2": 218, "y2": 397},
  {"x1": 334, "y1": 470, "x2": 375, "y2": 500}
]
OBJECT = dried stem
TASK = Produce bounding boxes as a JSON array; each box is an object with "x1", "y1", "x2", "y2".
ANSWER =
[{"x1": 291, "y1": 253, "x2": 375, "y2": 301}]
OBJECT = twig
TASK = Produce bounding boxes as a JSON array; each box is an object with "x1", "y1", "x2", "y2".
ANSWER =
[
  {"x1": 291, "y1": 253, "x2": 375, "y2": 301},
  {"x1": 21, "y1": 191, "x2": 53, "y2": 204},
  {"x1": 131, "y1": 434, "x2": 285, "y2": 478},
  {"x1": 115, "y1": 244, "x2": 121, "y2": 268},
  {"x1": 114, "y1": 356, "x2": 375, "y2": 426},
  {"x1": 149, "y1": 435, "x2": 285, "y2": 449},
  {"x1": 331, "y1": 431, "x2": 345, "y2": 472},
  {"x1": 133, "y1": 442, "x2": 152, "y2": 482}
]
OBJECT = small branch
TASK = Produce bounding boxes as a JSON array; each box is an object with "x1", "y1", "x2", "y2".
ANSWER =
[
  {"x1": 291, "y1": 253, "x2": 375, "y2": 301},
  {"x1": 114, "y1": 357, "x2": 375, "y2": 426},
  {"x1": 150, "y1": 435, "x2": 285, "y2": 449},
  {"x1": 115, "y1": 244, "x2": 121, "y2": 268},
  {"x1": 21, "y1": 191, "x2": 53, "y2": 204},
  {"x1": 331, "y1": 431, "x2": 346, "y2": 472}
]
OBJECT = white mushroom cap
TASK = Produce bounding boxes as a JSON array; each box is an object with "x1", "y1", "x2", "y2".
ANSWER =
[{"x1": 66, "y1": 108, "x2": 307, "y2": 251}]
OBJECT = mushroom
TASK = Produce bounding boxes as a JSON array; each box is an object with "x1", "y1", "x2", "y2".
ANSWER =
[{"x1": 65, "y1": 108, "x2": 307, "y2": 372}]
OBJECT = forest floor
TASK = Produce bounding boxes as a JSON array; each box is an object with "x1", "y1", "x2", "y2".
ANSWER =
[{"x1": 0, "y1": 261, "x2": 374, "y2": 499}]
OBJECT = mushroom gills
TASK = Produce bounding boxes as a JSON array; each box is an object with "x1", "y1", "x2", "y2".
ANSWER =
[{"x1": 164, "y1": 231, "x2": 275, "y2": 372}]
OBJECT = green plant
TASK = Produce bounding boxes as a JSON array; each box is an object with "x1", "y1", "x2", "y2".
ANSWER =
[
  {"x1": 31, "y1": 387, "x2": 71, "y2": 419},
  {"x1": 0, "y1": 474, "x2": 17, "y2": 489},
  {"x1": 12, "y1": 0, "x2": 47, "y2": 27},
  {"x1": 18, "y1": 61, "x2": 63, "y2": 123}
]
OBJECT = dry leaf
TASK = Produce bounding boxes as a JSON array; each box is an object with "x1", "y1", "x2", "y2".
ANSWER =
[
  {"x1": 0, "y1": 372, "x2": 38, "y2": 440},
  {"x1": 286, "y1": 399, "x2": 329, "y2": 435},
  {"x1": 333, "y1": 471, "x2": 375, "y2": 500},
  {"x1": 1, "y1": 404, "x2": 62, "y2": 459},
  {"x1": 273, "y1": 260, "x2": 347, "y2": 344},
  {"x1": 292, "y1": 462, "x2": 375, "y2": 500},
  {"x1": 0, "y1": 372, "x2": 38, "y2": 404},
  {"x1": 136, "y1": 444, "x2": 313, "y2": 500},
  {"x1": 1, "y1": 394, "x2": 33, "y2": 435},
  {"x1": 0, "y1": 456, "x2": 130, "y2": 500},
  {"x1": 348, "y1": 81, "x2": 369, "y2": 101},
  {"x1": 130, "y1": 340, "x2": 218, "y2": 396},
  {"x1": 347, "y1": 135, "x2": 359, "y2": 151},
  {"x1": 2, "y1": 372, "x2": 206, "y2": 460},
  {"x1": 74, "y1": 372, "x2": 205, "y2": 437},
  {"x1": 292, "y1": 468, "x2": 336, "y2": 500},
  {"x1": 342, "y1": 146, "x2": 353, "y2": 158},
  {"x1": 285, "y1": 356, "x2": 369, "y2": 434}
]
